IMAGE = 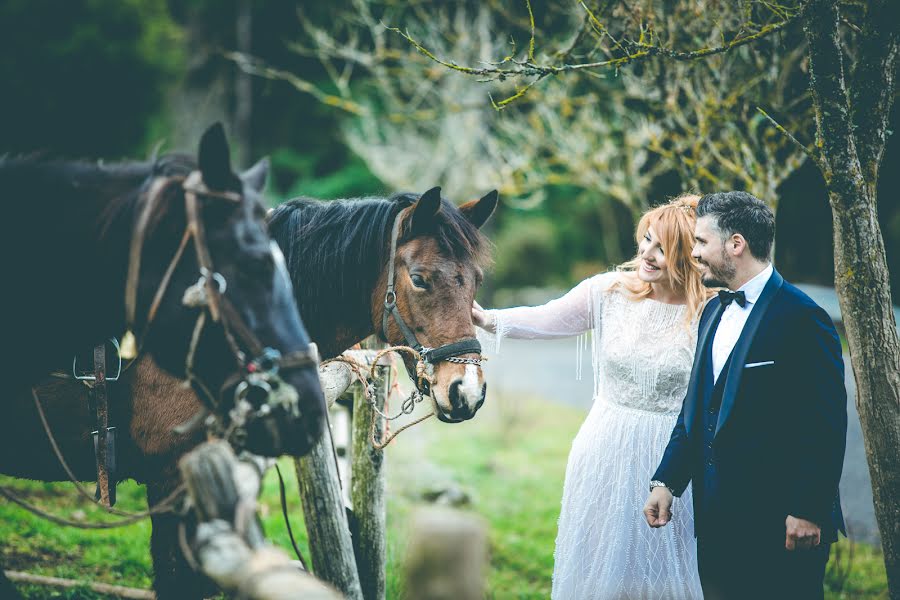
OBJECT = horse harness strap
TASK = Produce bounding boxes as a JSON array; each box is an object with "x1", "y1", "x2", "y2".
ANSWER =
[
  {"x1": 381, "y1": 208, "x2": 483, "y2": 395},
  {"x1": 121, "y1": 170, "x2": 241, "y2": 359},
  {"x1": 90, "y1": 343, "x2": 117, "y2": 508},
  {"x1": 118, "y1": 170, "x2": 319, "y2": 421}
]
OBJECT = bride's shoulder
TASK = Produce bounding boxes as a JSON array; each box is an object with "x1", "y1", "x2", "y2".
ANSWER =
[{"x1": 588, "y1": 270, "x2": 631, "y2": 293}]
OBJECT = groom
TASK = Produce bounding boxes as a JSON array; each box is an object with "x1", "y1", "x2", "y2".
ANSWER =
[{"x1": 643, "y1": 191, "x2": 847, "y2": 599}]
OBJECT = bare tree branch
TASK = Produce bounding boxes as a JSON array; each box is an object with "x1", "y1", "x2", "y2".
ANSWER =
[
  {"x1": 387, "y1": 1, "x2": 805, "y2": 108},
  {"x1": 756, "y1": 106, "x2": 822, "y2": 167}
]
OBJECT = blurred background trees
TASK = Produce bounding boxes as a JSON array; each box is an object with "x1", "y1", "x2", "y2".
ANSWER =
[{"x1": 1, "y1": 0, "x2": 896, "y2": 299}]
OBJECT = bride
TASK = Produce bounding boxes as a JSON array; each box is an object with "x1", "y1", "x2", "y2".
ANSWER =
[{"x1": 474, "y1": 195, "x2": 711, "y2": 599}]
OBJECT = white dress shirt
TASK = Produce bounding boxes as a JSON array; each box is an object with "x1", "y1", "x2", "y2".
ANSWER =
[{"x1": 711, "y1": 263, "x2": 774, "y2": 382}]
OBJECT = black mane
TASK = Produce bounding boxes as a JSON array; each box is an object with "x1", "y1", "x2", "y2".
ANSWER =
[
  {"x1": 0, "y1": 152, "x2": 196, "y2": 237},
  {"x1": 267, "y1": 192, "x2": 489, "y2": 345}
]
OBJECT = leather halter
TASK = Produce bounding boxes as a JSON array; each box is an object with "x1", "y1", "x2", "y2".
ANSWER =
[
  {"x1": 120, "y1": 170, "x2": 318, "y2": 414},
  {"x1": 381, "y1": 208, "x2": 483, "y2": 395}
]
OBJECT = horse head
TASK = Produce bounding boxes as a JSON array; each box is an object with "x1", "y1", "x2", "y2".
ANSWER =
[
  {"x1": 375, "y1": 186, "x2": 498, "y2": 423},
  {"x1": 128, "y1": 124, "x2": 325, "y2": 457}
]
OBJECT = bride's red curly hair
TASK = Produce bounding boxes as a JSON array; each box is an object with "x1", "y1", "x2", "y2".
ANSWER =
[{"x1": 613, "y1": 193, "x2": 713, "y2": 325}]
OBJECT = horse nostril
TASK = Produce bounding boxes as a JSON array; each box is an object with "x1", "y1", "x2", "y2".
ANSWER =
[{"x1": 448, "y1": 380, "x2": 464, "y2": 411}]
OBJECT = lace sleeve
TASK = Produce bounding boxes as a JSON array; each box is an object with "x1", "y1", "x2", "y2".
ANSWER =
[{"x1": 478, "y1": 272, "x2": 618, "y2": 353}]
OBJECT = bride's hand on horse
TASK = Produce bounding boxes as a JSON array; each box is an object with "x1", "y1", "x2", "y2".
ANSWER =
[{"x1": 472, "y1": 300, "x2": 493, "y2": 331}]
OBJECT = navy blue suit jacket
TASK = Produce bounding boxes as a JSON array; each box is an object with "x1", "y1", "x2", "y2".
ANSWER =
[{"x1": 652, "y1": 269, "x2": 847, "y2": 542}]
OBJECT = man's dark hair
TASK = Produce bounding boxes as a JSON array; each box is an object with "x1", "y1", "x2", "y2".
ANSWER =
[{"x1": 697, "y1": 191, "x2": 775, "y2": 260}]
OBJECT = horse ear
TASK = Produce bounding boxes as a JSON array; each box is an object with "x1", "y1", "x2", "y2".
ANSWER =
[
  {"x1": 198, "y1": 122, "x2": 237, "y2": 191},
  {"x1": 410, "y1": 186, "x2": 442, "y2": 232},
  {"x1": 459, "y1": 190, "x2": 498, "y2": 229},
  {"x1": 240, "y1": 157, "x2": 270, "y2": 193}
]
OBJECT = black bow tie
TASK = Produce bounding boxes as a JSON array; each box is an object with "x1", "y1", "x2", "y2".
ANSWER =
[{"x1": 718, "y1": 290, "x2": 747, "y2": 308}]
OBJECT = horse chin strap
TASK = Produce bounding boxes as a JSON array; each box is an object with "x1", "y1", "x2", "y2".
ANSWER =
[
  {"x1": 120, "y1": 170, "x2": 318, "y2": 434},
  {"x1": 381, "y1": 209, "x2": 484, "y2": 397}
]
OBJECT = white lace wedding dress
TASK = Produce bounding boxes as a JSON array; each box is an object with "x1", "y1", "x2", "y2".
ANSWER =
[{"x1": 481, "y1": 272, "x2": 703, "y2": 600}]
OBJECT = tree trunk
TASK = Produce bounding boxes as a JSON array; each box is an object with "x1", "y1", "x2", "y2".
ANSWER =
[
  {"x1": 234, "y1": 0, "x2": 253, "y2": 167},
  {"x1": 803, "y1": 1, "x2": 900, "y2": 595}
]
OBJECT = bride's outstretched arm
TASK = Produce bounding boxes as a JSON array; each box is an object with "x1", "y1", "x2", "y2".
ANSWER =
[{"x1": 474, "y1": 274, "x2": 614, "y2": 351}]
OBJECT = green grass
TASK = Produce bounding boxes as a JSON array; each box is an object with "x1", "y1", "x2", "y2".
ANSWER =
[{"x1": 1, "y1": 393, "x2": 890, "y2": 599}]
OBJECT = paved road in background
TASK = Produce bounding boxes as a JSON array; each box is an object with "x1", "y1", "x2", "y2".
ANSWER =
[{"x1": 482, "y1": 283, "x2": 888, "y2": 546}]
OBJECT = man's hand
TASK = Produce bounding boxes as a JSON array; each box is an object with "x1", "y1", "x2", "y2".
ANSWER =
[
  {"x1": 643, "y1": 487, "x2": 674, "y2": 528},
  {"x1": 785, "y1": 515, "x2": 821, "y2": 550}
]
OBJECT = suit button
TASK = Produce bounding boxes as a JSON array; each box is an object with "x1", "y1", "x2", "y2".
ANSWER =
[
  {"x1": 708, "y1": 407, "x2": 716, "y2": 415},
  {"x1": 707, "y1": 423, "x2": 715, "y2": 432},
  {"x1": 707, "y1": 459, "x2": 714, "y2": 467}
]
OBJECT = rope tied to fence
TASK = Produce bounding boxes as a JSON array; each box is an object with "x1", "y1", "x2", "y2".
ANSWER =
[{"x1": 321, "y1": 344, "x2": 438, "y2": 450}]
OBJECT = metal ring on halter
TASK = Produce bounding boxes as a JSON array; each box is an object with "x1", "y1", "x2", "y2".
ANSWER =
[
  {"x1": 234, "y1": 377, "x2": 273, "y2": 404},
  {"x1": 200, "y1": 267, "x2": 227, "y2": 294},
  {"x1": 384, "y1": 290, "x2": 397, "y2": 306}
]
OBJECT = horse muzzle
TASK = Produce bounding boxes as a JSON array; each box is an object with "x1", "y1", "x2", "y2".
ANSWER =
[
  {"x1": 434, "y1": 378, "x2": 486, "y2": 423},
  {"x1": 231, "y1": 355, "x2": 326, "y2": 457}
]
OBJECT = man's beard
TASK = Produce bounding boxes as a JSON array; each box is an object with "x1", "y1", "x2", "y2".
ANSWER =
[{"x1": 700, "y1": 249, "x2": 736, "y2": 288}]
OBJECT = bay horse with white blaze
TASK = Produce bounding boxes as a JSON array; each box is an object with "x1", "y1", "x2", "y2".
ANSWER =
[{"x1": 0, "y1": 124, "x2": 326, "y2": 599}]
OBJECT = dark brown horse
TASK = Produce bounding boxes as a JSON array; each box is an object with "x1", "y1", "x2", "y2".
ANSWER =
[
  {"x1": 0, "y1": 124, "x2": 327, "y2": 599},
  {"x1": 2, "y1": 186, "x2": 496, "y2": 599}
]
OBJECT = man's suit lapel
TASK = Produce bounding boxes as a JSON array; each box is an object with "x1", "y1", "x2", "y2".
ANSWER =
[
  {"x1": 684, "y1": 298, "x2": 724, "y2": 436},
  {"x1": 715, "y1": 269, "x2": 785, "y2": 436}
]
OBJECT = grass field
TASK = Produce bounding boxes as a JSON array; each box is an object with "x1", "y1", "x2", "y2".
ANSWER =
[{"x1": 0, "y1": 392, "x2": 889, "y2": 599}]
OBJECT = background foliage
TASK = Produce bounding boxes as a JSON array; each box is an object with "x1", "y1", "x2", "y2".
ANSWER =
[{"x1": 1, "y1": 0, "x2": 896, "y2": 301}]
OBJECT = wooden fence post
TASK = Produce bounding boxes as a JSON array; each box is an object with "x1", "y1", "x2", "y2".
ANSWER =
[
  {"x1": 404, "y1": 508, "x2": 488, "y2": 600},
  {"x1": 178, "y1": 440, "x2": 339, "y2": 599},
  {"x1": 294, "y1": 395, "x2": 364, "y2": 600},
  {"x1": 350, "y1": 364, "x2": 388, "y2": 600}
]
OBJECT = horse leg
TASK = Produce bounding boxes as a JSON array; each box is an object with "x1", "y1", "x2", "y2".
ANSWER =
[{"x1": 147, "y1": 479, "x2": 215, "y2": 600}]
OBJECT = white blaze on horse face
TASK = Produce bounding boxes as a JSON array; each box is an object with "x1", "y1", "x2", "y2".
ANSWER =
[
  {"x1": 269, "y1": 241, "x2": 292, "y2": 288},
  {"x1": 460, "y1": 364, "x2": 482, "y2": 406}
]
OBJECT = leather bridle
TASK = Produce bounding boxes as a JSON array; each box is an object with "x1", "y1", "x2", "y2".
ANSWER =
[
  {"x1": 121, "y1": 170, "x2": 318, "y2": 424},
  {"x1": 381, "y1": 208, "x2": 484, "y2": 396}
]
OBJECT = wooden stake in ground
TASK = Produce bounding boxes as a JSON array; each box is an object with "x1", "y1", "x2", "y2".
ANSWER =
[
  {"x1": 294, "y1": 389, "x2": 364, "y2": 600},
  {"x1": 351, "y1": 365, "x2": 388, "y2": 600},
  {"x1": 404, "y1": 508, "x2": 488, "y2": 600}
]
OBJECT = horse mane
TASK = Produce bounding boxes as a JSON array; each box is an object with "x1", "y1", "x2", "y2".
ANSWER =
[
  {"x1": 97, "y1": 153, "x2": 197, "y2": 239},
  {"x1": 267, "y1": 192, "x2": 490, "y2": 336},
  {"x1": 0, "y1": 153, "x2": 197, "y2": 240}
]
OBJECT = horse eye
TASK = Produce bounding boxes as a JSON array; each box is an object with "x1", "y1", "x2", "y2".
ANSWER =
[{"x1": 410, "y1": 274, "x2": 430, "y2": 290}]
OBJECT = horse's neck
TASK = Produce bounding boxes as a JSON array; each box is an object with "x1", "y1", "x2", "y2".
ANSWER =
[
  {"x1": 277, "y1": 199, "x2": 392, "y2": 359},
  {"x1": 304, "y1": 286, "x2": 380, "y2": 359}
]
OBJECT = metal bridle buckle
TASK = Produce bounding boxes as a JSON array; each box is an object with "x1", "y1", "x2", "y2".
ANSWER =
[
  {"x1": 384, "y1": 290, "x2": 397, "y2": 306},
  {"x1": 73, "y1": 337, "x2": 122, "y2": 382}
]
